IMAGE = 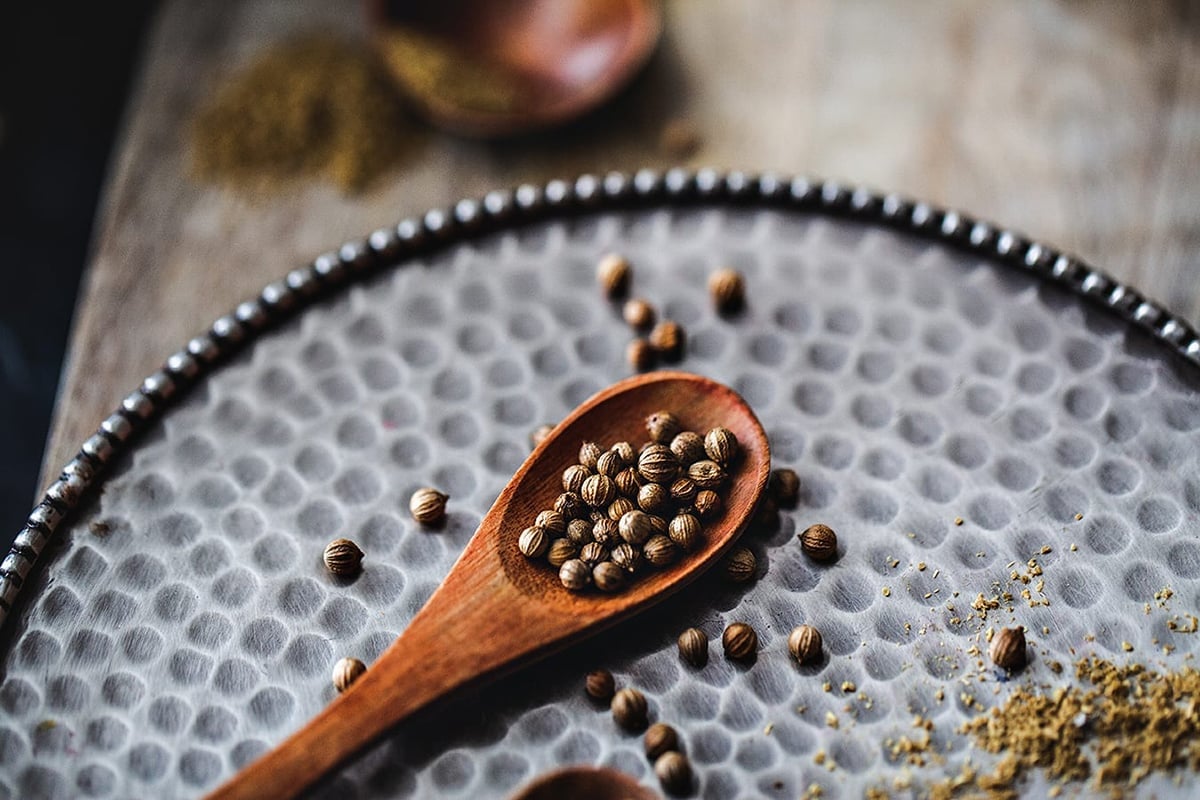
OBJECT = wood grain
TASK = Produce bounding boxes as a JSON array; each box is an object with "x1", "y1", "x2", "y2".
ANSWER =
[
  {"x1": 207, "y1": 371, "x2": 771, "y2": 799},
  {"x1": 40, "y1": 0, "x2": 1200, "y2": 494}
]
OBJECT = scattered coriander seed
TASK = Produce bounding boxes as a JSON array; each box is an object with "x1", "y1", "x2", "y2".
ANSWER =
[
  {"x1": 323, "y1": 538, "x2": 364, "y2": 576},
  {"x1": 687, "y1": 459, "x2": 725, "y2": 489},
  {"x1": 644, "y1": 722, "x2": 679, "y2": 761},
  {"x1": 643, "y1": 535, "x2": 679, "y2": 567},
  {"x1": 581, "y1": 474, "x2": 616, "y2": 508},
  {"x1": 595, "y1": 450, "x2": 624, "y2": 477},
  {"x1": 638, "y1": 444, "x2": 679, "y2": 483},
  {"x1": 654, "y1": 751, "x2": 692, "y2": 795},
  {"x1": 562, "y1": 464, "x2": 590, "y2": 494},
  {"x1": 578, "y1": 441, "x2": 603, "y2": 470},
  {"x1": 535, "y1": 509, "x2": 566, "y2": 536},
  {"x1": 579, "y1": 541, "x2": 608, "y2": 566},
  {"x1": 614, "y1": 467, "x2": 642, "y2": 497},
  {"x1": 607, "y1": 496, "x2": 637, "y2": 522},
  {"x1": 722, "y1": 622, "x2": 758, "y2": 661},
  {"x1": 668, "y1": 512, "x2": 701, "y2": 551},
  {"x1": 530, "y1": 423, "x2": 555, "y2": 448},
  {"x1": 707, "y1": 266, "x2": 745, "y2": 313},
  {"x1": 646, "y1": 410, "x2": 682, "y2": 444},
  {"x1": 669, "y1": 431, "x2": 706, "y2": 465},
  {"x1": 592, "y1": 517, "x2": 619, "y2": 545},
  {"x1": 677, "y1": 627, "x2": 708, "y2": 667},
  {"x1": 788, "y1": 625, "x2": 822, "y2": 665},
  {"x1": 611, "y1": 687, "x2": 648, "y2": 731},
  {"x1": 559, "y1": 559, "x2": 591, "y2": 591},
  {"x1": 669, "y1": 477, "x2": 697, "y2": 506},
  {"x1": 567, "y1": 518, "x2": 594, "y2": 545},
  {"x1": 596, "y1": 252, "x2": 631, "y2": 298},
  {"x1": 518, "y1": 526, "x2": 549, "y2": 559},
  {"x1": 800, "y1": 523, "x2": 838, "y2": 561},
  {"x1": 694, "y1": 489, "x2": 722, "y2": 519},
  {"x1": 623, "y1": 298, "x2": 657, "y2": 330},
  {"x1": 409, "y1": 487, "x2": 448, "y2": 525},
  {"x1": 618, "y1": 510, "x2": 654, "y2": 545},
  {"x1": 554, "y1": 491, "x2": 585, "y2": 519},
  {"x1": 769, "y1": 468, "x2": 800, "y2": 508},
  {"x1": 637, "y1": 482, "x2": 670, "y2": 515},
  {"x1": 585, "y1": 669, "x2": 615, "y2": 702},
  {"x1": 627, "y1": 338, "x2": 656, "y2": 372},
  {"x1": 611, "y1": 440, "x2": 636, "y2": 463},
  {"x1": 724, "y1": 547, "x2": 757, "y2": 583},
  {"x1": 593, "y1": 561, "x2": 625, "y2": 592},
  {"x1": 703, "y1": 427, "x2": 739, "y2": 465},
  {"x1": 990, "y1": 626, "x2": 1027, "y2": 670},
  {"x1": 547, "y1": 538, "x2": 578, "y2": 568},
  {"x1": 332, "y1": 657, "x2": 366, "y2": 693},
  {"x1": 611, "y1": 542, "x2": 642, "y2": 573},
  {"x1": 648, "y1": 320, "x2": 684, "y2": 361}
]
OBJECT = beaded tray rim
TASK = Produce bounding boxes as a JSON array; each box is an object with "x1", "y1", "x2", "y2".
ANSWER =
[{"x1": 2, "y1": 167, "x2": 1198, "y2": 635}]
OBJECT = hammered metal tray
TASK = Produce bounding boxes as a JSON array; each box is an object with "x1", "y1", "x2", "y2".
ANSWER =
[{"x1": 1, "y1": 171, "x2": 1198, "y2": 799}]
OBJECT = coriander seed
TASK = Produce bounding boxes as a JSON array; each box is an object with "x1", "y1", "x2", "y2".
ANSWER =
[
  {"x1": 618, "y1": 510, "x2": 654, "y2": 545},
  {"x1": 579, "y1": 541, "x2": 608, "y2": 566},
  {"x1": 668, "y1": 512, "x2": 701, "y2": 551},
  {"x1": 535, "y1": 509, "x2": 566, "y2": 536},
  {"x1": 611, "y1": 687, "x2": 648, "y2": 731},
  {"x1": 547, "y1": 538, "x2": 578, "y2": 567},
  {"x1": 722, "y1": 622, "x2": 758, "y2": 661},
  {"x1": 581, "y1": 474, "x2": 616, "y2": 508},
  {"x1": 654, "y1": 751, "x2": 692, "y2": 795},
  {"x1": 559, "y1": 559, "x2": 591, "y2": 591},
  {"x1": 990, "y1": 626, "x2": 1027, "y2": 670},
  {"x1": 669, "y1": 477, "x2": 697, "y2": 506},
  {"x1": 323, "y1": 538, "x2": 364, "y2": 576},
  {"x1": 648, "y1": 320, "x2": 684, "y2": 361},
  {"x1": 638, "y1": 444, "x2": 678, "y2": 483},
  {"x1": 615, "y1": 467, "x2": 642, "y2": 497},
  {"x1": 769, "y1": 468, "x2": 800, "y2": 508},
  {"x1": 637, "y1": 482, "x2": 670, "y2": 515},
  {"x1": 724, "y1": 547, "x2": 757, "y2": 583},
  {"x1": 593, "y1": 561, "x2": 625, "y2": 592},
  {"x1": 611, "y1": 542, "x2": 642, "y2": 573},
  {"x1": 687, "y1": 459, "x2": 725, "y2": 489},
  {"x1": 567, "y1": 518, "x2": 594, "y2": 545},
  {"x1": 332, "y1": 656, "x2": 366, "y2": 693},
  {"x1": 592, "y1": 517, "x2": 619, "y2": 545},
  {"x1": 694, "y1": 489, "x2": 722, "y2": 518},
  {"x1": 669, "y1": 431, "x2": 706, "y2": 465},
  {"x1": 562, "y1": 464, "x2": 590, "y2": 494},
  {"x1": 707, "y1": 266, "x2": 745, "y2": 313},
  {"x1": 646, "y1": 410, "x2": 682, "y2": 444},
  {"x1": 800, "y1": 523, "x2": 838, "y2": 561},
  {"x1": 596, "y1": 252, "x2": 631, "y2": 298},
  {"x1": 578, "y1": 441, "x2": 603, "y2": 470},
  {"x1": 703, "y1": 427, "x2": 739, "y2": 465},
  {"x1": 788, "y1": 625, "x2": 822, "y2": 665},
  {"x1": 610, "y1": 440, "x2": 636, "y2": 464},
  {"x1": 554, "y1": 491, "x2": 585, "y2": 519},
  {"x1": 585, "y1": 669, "x2": 615, "y2": 702},
  {"x1": 623, "y1": 297, "x2": 657, "y2": 330},
  {"x1": 409, "y1": 487, "x2": 448, "y2": 525},
  {"x1": 595, "y1": 450, "x2": 623, "y2": 477},
  {"x1": 648, "y1": 514, "x2": 668, "y2": 536},
  {"x1": 677, "y1": 627, "x2": 708, "y2": 667},
  {"x1": 627, "y1": 338, "x2": 656, "y2": 372},
  {"x1": 518, "y1": 526, "x2": 549, "y2": 559},
  {"x1": 644, "y1": 722, "x2": 679, "y2": 761},
  {"x1": 529, "y1": 423, "x2": 555, "y2": 449},
  {"x1": 607, "y1": 496, "x2": 636, "y2": 522},
  {"x1": 643, "y1": 535, "x2": 679, "y2": 567}
]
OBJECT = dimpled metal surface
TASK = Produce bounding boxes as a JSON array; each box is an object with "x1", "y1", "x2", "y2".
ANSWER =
[{"x1": 2, "y1": 200, "x2": 1200, "y2": 799}]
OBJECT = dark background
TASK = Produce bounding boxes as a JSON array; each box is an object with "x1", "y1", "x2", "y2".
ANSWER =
[{"x1": 0, "y1": 2, "x2": 157, "y2": 543}]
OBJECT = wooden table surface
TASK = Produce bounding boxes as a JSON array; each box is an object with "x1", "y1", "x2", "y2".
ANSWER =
[{"x1": 39, "y1": 0, "x2": 1200, "y2": 492}]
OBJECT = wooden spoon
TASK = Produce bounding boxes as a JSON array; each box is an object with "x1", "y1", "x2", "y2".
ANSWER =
[
  {"x1": 509, "y1": 765, "x2": 660, "y2": 800},
  {"x1": 367, "y1": 0, "x2": 663, "y2": 137},
  {"x1": 210, "y1": 371, "x2": 770, "y2": 799}
]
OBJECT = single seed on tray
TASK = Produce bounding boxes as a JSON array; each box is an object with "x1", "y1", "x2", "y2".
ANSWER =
[
  {"x1": 596, "y1": 252, "x2": 631, "y2": 298},
  {"x1": 654, "y1": 751, "x2": 692, "y2": 795},
  {"x1": 332, "y1": 657, "x2": 366, "y2": 693},
  {"x1": 788, "y1": 625, "x2": 822, "y2": 665},
  {"x1": 644, "y1": 722, "x2": 679, "y2": 761},
  {"x1": 800, "y1": 523, "x2": 838, "y2": 561},
  {"x1": 611, "y1": 687, "x2": 648, "y2": 731},
  {"x1": 518, "y1": 526, "x2": 549, "y2": 558},
  {"x1": 703, "y1": 426, "x2": 739, "y2": 465},
  {"x1": 323, "y1": 538, "x2": 363, "y2": 576},
  {"x1": 722, "y1": 622, "x2": 758, "y2": 661},
  {"x1": 646, "y1": 410, "x2": 682, "y2": 443},
  {"x1": 623, "y1": 297, "x2": 657, "y2": 330},
  {"x1": 990, "y1": 626, "x2": 1027, "y2": 670},
  {"x1": 627, "y1": 338, "x2": 656, "y2": 371},
  {"x1": 769, "y1": 468, "x2": 800, "y2": 508},
  {"x1": 585, "y1": 669, "x2": 615, "y2": 702},
  {"x1": 724, "y1": 546, "x2": 756, "y2": 582},
  {"x1": 669, "y1": 431, "x2": 706, "y2": 464},
  {"x1": 559, "y1": 558, "x2": 591, "y2": 591},
  {"x1": 529, "y1": 423, "x2": 554, "y2": 449},
  {"x1": 593, "y1": 561, "x2": 625, "y2": 592},
  {"x1": 409, "y1": 487, "x2": 448, "y2": 525},
  {"x1": 707, "y1": 266, "x2": 745, "y2": 313},
  {"x1": 648, "y1": 320, "x2": 684, "y2": 361},
  {"x1": 677, "y1": 627, "x2": 708, "y2": 667}
]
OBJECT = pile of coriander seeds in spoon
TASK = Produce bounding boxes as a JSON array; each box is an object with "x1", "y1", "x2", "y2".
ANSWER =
[{"x1": 517, "y1": 410, "x2": 738, "y2": 592}]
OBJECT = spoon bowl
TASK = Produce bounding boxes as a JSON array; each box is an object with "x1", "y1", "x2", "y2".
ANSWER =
[{"x1": 211, "y1": 371, "x2": 769, "y2": 799}]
